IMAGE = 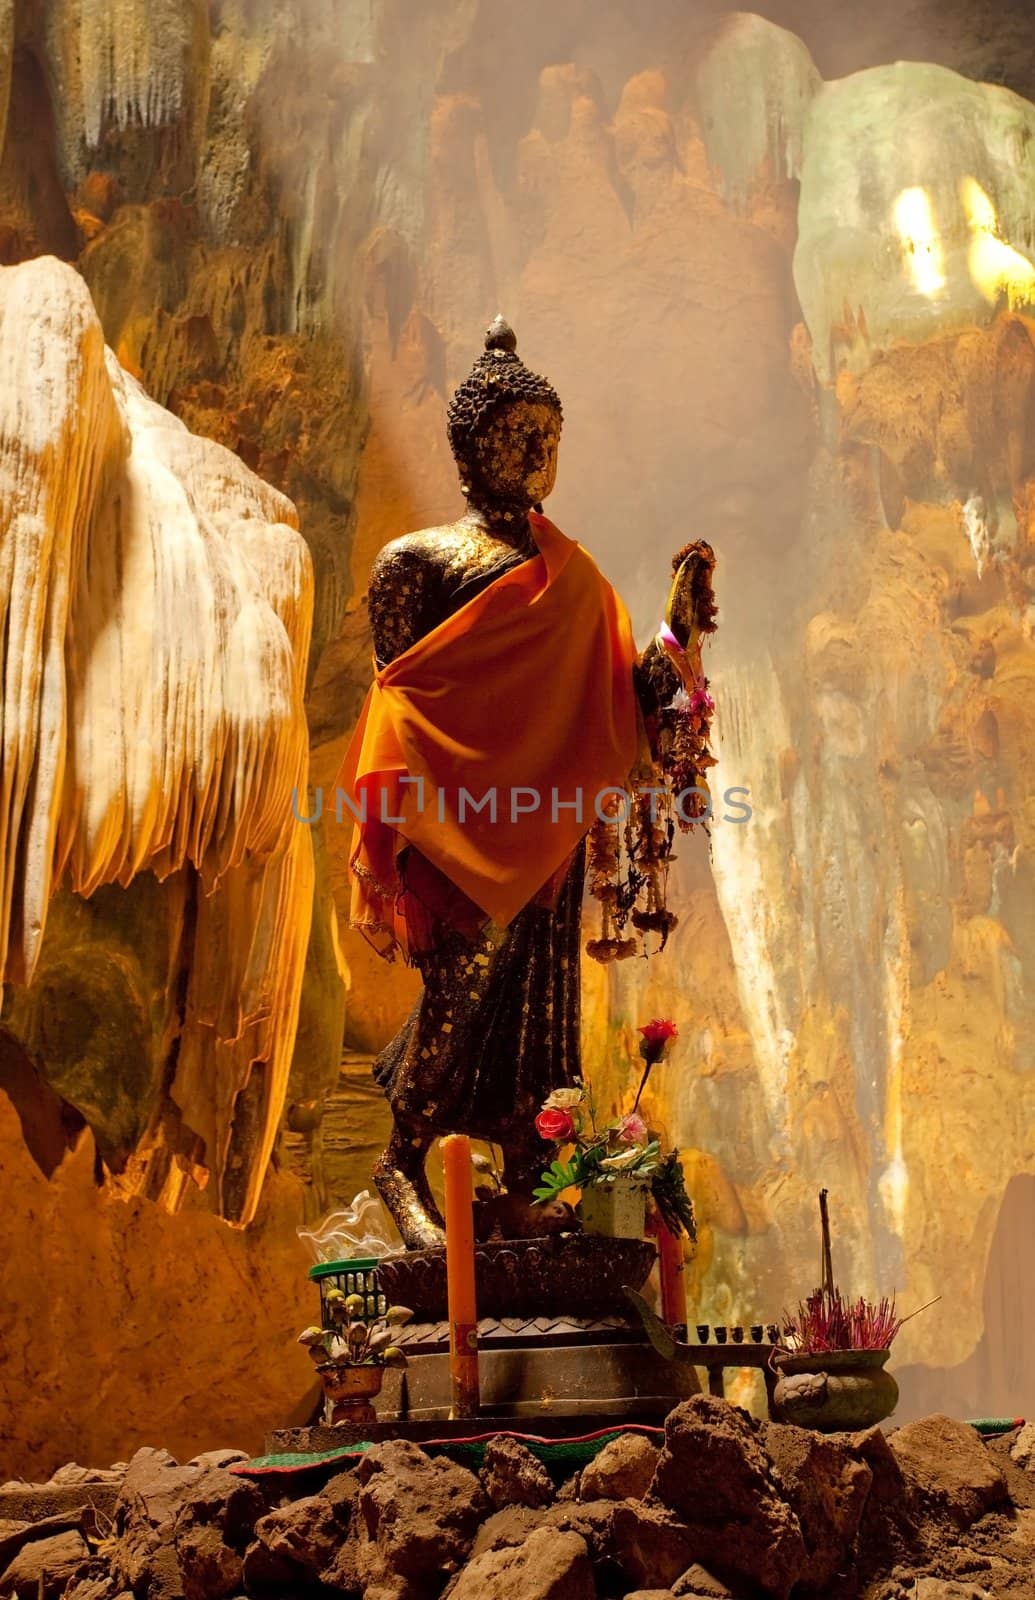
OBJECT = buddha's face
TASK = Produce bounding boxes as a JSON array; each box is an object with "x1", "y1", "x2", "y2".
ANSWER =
[{"x1": 470, "y1": 399, "x2": 561, "y2": 506}]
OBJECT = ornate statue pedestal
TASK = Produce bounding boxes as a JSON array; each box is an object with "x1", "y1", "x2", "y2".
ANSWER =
[
  {"x1": 268, "y1": 1238, "x2": 699, "y2": 1459},
  {"x1": 372, "y1": 1238, "x2": 697, "y2": 1423},
  {"x1": 267, "y1": 1315, "x2": 698, "y2": 1456},
  {"x1": 381, "y1": 1312, "x2": 699, "y2": 1423},
  {"x1": 375, "y1": 1235, "x2": 657, "y2": 1321}
]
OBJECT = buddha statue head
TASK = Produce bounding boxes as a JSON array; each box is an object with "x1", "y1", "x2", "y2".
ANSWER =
[{"x1": 447, "y1": 316, "x2": 563, "y2": 520}]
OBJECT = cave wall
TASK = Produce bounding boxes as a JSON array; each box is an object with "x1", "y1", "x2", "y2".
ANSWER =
[{"x1": 2, "y1": 0, "x2": 1035, "y2": 1473}]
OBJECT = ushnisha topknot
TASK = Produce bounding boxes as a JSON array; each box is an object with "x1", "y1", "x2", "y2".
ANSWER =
[{"x1": 446, "y1": 315, "x2": 563, "y2": 465}]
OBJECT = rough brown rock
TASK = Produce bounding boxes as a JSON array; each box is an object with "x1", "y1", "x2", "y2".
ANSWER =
[
  {"x1": 469, "y1": 1506, "x2": 541, "y2": 1558},
  {"x1": 849, "y1": 1423, "x2": 921, "y2": 1571},
  {"x1": 446, "y1": 1526, "x2": 595, "y2": 1600},
  {"x1": 1009, "y1": 1421, "x2": 1035, "y2": 1470},
  {"x1": 0, "y1": 1513, "x2": 85, "y2": 1570},
  {"x1": 0, "y1": 2, "x2": 1035, "y2": 1483},
  {"x1": 173, "y1": 1465, "x2": 266, "y2": 1549},
  {"x1": 671, "y1": 1566, "x2": 736, "y2": 1597},
  {"x1": 349, "y1": 1440, "x2": 489, "y2": 1597},
  {"x1": 479, "y1": 1436, "x2": 554, "y2": 1510},
  {"x1": 171, "y1": 1525, "x2": 241, "y2": 1600},
  {"x1": 913, "y1": 1582, "x2": 994, "y2": 1599},
  {"x1": 242, "y1": 1494, "x2": 343, "y2": 1595},
  {"x1": 62, "y1": 1578, "x2": 129, "y2": 1600},
  {"x1": 888, "y1": 1416, "x2": 1008, "y2": 1528},
  {"x1": 609, "y1": 1500, "x2": 701, "y2": 1590},
  {"x1": 579, "y1": 1434, "x2": 660, "y2": 1502},
  {"x1": 47, "y1": 1464, "x2": 126, "y2": 1487},
  {"x1": 104, "y1": 1451, "x2": 263, "y2": 1600},
  {"x1": 322, "y1": 1468, "x2": 360, "y2": 1520},
  {"x1": 0, "y1": 1528, "x2": 89, "y2": 1598},
  {"x1": 0, "y1": 1527, "x2": 29, "y2": 1568},
  {"x1": 764, "y1": 1422, "x2": 872, "y2": 1591},
  {"x1": 109, "y1": 1448, "x2": 200, "y2": 1593},
  {"x1": 541, "y1": 1499, "x2": 617, "y2": 1565},
  {"x1": 649, "y1": 1398, "x2": 806, "y2": 1600},
  {"x1": 185, "y1": 1450, "x2": 248, "y2": 1471}
]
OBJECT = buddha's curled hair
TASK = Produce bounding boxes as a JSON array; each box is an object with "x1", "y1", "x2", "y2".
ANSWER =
[{"x1": 447, "y1": 316, "x2": 563, "y2": 462}]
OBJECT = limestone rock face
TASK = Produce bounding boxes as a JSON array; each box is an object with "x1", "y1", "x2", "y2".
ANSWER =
[
  {"x1": 795, "y1": 64, "x2": 1035, "y2": 378},
  {"x1": 0, "y1": 257, "x2": 318, "y2": 1482},
  {"x1": 0, "y1": 257, "x2": 314, "y2": 1227},
  {"x1": 4, "y1": 0, "x2": 1035, "y2": 1475},
  {"x1": 695, "y1": 12, "x2": 821, "y2": 205}
]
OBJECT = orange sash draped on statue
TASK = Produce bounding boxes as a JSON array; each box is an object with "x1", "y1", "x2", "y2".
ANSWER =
[{"x1": 337, "y1": 512, "x2": 640, "y2": 956}]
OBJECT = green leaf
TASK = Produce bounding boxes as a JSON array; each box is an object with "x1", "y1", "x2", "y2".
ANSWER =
[
  {"x1": 532, "y1": 1154, "x2": 584, "y2": 1203},
  {"x1": 650, "y1": 1149, "x2": 697, "y2": 1239}
]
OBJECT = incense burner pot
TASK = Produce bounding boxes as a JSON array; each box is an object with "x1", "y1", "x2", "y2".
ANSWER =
[{"x1": 772, "y1": 1348, "x2": 899, "y2": 1431}]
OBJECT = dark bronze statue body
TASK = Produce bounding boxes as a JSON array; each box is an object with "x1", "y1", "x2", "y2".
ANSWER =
[{"x1": 364, "y1": 319, "x2": 699, "y2": 1250}]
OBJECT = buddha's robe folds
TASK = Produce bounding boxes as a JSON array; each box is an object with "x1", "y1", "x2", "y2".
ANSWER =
[{"x1": 337, "y1": 513, "x2": 640, "y2": 1140}]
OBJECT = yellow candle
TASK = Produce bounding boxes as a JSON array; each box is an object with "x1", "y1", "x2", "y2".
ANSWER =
[{"x1": 440, "y1": 1133, "x2": 480, "y2": 1418}]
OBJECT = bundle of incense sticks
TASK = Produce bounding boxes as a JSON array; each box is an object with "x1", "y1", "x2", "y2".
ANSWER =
[{"x1": 783, "y1": 1287, "x2": 904, "y2": 1352}]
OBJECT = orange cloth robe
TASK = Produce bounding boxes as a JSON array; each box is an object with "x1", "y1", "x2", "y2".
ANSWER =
[{"x1": 337, "y1": 513, "x2": 641, "y2": 959}]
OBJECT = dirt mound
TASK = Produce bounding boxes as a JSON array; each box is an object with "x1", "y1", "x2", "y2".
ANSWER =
[{"x1": 2, "y1": 1401, "x2": 1033, "y2": 1600}]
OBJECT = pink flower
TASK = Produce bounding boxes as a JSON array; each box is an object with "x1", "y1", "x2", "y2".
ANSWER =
[
  {"x1": 689, "y1": 687, "x2": 715, "y2": 716},
  {"x1": 617, "y1": 1112, "x2": 648, "y2": 1146},
  {"x1": 535, "y1": 1107, "x2": 575, "y2": 1142}
]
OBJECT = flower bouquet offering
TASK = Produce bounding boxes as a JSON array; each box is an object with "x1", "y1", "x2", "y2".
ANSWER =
[{"x1": 532, "y1": 1020, "x2": 694, "y2": 1239}]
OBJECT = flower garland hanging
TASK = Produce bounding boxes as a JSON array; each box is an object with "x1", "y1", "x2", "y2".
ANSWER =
[{"x1": 586, "y1": 542, "x2": 717, "y2": 965}]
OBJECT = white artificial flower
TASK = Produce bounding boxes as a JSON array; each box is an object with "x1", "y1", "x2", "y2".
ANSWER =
[
  {"x1": 599, "y1": 1147, "x2": 648, "y2": 1172},
  {"x1": 543, "y1": 1086, "x2": 585, "y2": 1110}
]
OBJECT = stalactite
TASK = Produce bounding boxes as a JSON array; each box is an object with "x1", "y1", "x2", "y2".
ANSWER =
[
  {"x1": 694, "y1": 13, "x2": 820, "y2": 205},
  {"x1": 0, "y1": 257, "x2": 314, "y2": 1225},
  {"x1": 0, "y1": 0, "x2": 13, "y2": 170},
  {"x1": 78, "y1": 0, "x2": 200, "y2": 149},
  {"x1": 795, "y1": 63, "x2": 1035, "y2": 380}
]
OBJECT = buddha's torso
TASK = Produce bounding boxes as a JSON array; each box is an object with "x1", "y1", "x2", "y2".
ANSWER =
[{"x1": 369, "y1": 515, "x2": 538, "y2": 668}]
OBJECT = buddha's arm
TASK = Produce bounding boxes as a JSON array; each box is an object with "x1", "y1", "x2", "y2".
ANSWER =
[
  {"x1": 633, "y1": 540, "x2": 716, "y2": 723},
  {"x1": 634, "y1": 639, "x2": 680, "y2": 720},
  {"x1": 368, "y1": 542, "x2": 443, "y2": 667}
]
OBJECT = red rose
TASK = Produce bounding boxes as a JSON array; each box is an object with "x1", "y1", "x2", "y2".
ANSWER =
[
  {"x1": 639, "y1": 1019, "x2": 678, "y2": 1046},
  {"x1": 638, "y1": 1019, "x2": 678, "y2": 1064},
  {"x1": 535, "y1": 1107, "x2": 576, "y2": 1142}
]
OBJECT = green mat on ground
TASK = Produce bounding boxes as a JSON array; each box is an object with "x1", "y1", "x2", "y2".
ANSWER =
[
  {"x1": 232, "y1": 1416, "x2": 1026, "y2": 1478},
  {"x1": 967, "y1": 1417, "x2": 1025, "y2": 1436},
  {"x1": 233, "y1": 1424, "x2": 667, "y2": 1478}
]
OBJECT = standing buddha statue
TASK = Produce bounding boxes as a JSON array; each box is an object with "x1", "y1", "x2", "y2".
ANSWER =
[{"x1": 339, "y1": 317, "x2": 715, "y2": 1249}]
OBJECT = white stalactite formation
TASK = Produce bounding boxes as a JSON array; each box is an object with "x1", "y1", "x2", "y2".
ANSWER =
[{"x1": 0, "y1": 256, "x2": 314, "y2": 1225}]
